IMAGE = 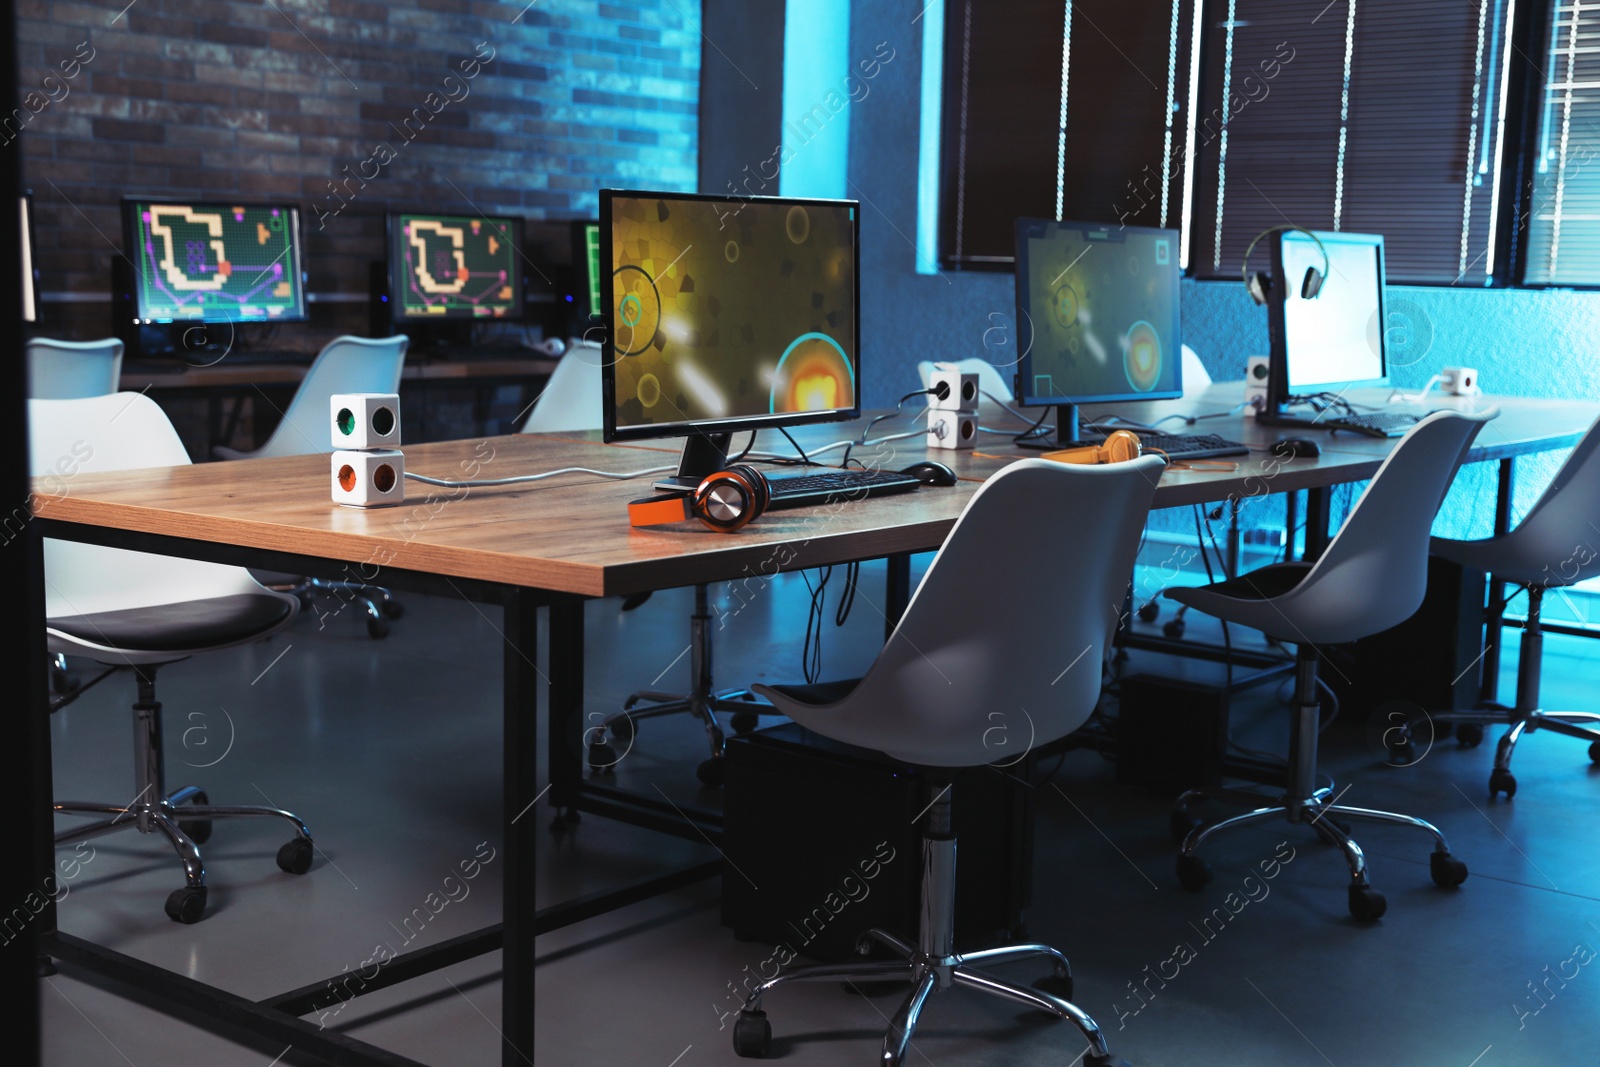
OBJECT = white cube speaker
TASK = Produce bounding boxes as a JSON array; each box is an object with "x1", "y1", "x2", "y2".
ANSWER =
[
  {"x1": 1244, "y1": 355, "x2": 1271, "y2": 417},
  {"x1": 1442, "y1": 366, "x2": 1479, "y2": 396},
  {"x1": 927, "y1": 408, "x2": 977, "y2": 450},
  {"x1": 927, "y1": 363, "x2": 980, "y2": 410},
  {"x1": 331, "y1": 393, "x2": 401, "y2": 450},
  {"x1": 332, "y1": 449, "x2": 405, "y2": 507}
]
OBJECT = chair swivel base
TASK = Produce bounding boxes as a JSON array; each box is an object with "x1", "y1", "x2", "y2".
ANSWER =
[
  {"x1": 587, "y1": 584, "x2": 769, "y2": 788},
  {"x1": 589, "y1": 687, "x2": 766, "y2": 786},
  {"x1": 731, "y1": 929, "x2": 1126, "y2": 1066},
  {"x1": 55, "y1": 785, "x2": 315, "y2": 924},
  {"x1": 1431, "y1": 705, "x2": 1600, "y2": 800},
  {"x1": 1423, "y1": 585, "x2": 1600, "y2": 799},
  {"x1": 733, "y1": 784, "x2": 1127, "y2": 1066},
  {"x1": 1172, "y1": 784, "x2": 1468, "y2": 921}
]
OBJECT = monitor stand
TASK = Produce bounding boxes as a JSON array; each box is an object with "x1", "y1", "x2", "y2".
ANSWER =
[
  {"x1": 1255, "y1": 407, "x2": 1322, "y2": 430},
  {"x1": 1015, "y1": 404, "x2": 1097, "y2": 450},
  {"x1": 653, "y1": 432, "x2": 732, "y2": 493}
]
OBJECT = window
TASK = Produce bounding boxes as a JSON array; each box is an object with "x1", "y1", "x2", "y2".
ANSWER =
[
  {"x1": 1189, "y1": 0, "x2": 1513, "y2": 285},
  {"x1": 1523, "y1": 1, "x2": 1600, "y2": 285},
  {"x1": 935, "y1": 0, "x2": 1524, "y2": 285},
  {"x1": 938, "y1": 0, "x2": 1200, "y2": 268}
]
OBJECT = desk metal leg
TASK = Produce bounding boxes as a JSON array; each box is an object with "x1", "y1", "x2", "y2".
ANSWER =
[
  {"x1": 547, "y1": 597, "x2": 586, "y2": 825},
  {"x1": 1482, "y1": 458, "x2": 1515, "y2": 704},
  {"x1": 885, "y1": 553, "x2": 912, "y2": 640},
  {"x1": 503, "y1": 590, "x2": 540, "y2": 1067}
]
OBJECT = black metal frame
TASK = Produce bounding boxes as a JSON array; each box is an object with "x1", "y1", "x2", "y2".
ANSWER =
[{"x1": 30, "y1": 519, "x2": 719, "y2": 1067}]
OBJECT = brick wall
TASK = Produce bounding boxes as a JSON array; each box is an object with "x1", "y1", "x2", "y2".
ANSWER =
[{"x1": 14, "y1": 0, "x2": 701, "y2": 348}]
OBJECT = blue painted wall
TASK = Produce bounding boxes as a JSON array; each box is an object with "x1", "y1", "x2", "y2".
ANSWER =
[{"x1": 841, "y1": 1, "x2": 1598, "y2": 538}]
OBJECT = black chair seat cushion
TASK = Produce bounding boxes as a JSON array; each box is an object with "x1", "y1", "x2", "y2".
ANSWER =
[
  {"x1": 1189, "y1": 561, "x2": 1313, "y2": 601},
  {"x1": 761, "y1": 677, "x2": 863, "y2": 707},
  {"x1": 49, "y1": 593, "x2": 292, "y2": 652}
]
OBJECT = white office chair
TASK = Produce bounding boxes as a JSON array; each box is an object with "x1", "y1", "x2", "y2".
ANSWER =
[
  {"x1": 522, "y1": 353, "x2": 767, "y2": 785},
  {"x1": 916, "y1": 357, "x2": 1013, "y2": 403},
  {"x1": 33, "y1": 394, "x2": 314, "y2": 925},
  {"x1": 1180, "y1": 343, "x2": 1211, "y2": 396},
  {"x1": 518, "y1": 348, "x2": 603, "y2": 434},
  {"x1": 1164, "y1": 409, "x2": 1495, "y2": 920},
  {"x1": 729, "y1": 457, "x2": 1160, "y2": 1067},
  {"x1": 214, "y1": 334, "x2": 409, "y2": 638},
  {"x1": 26, "y1": 337, "x2": 125, "y2": 399},
  {"x1": 1428, "y1": 415, "x2": 1600, "y2": 798},
  {"x1": 214, "y1": 334, "x2": 408, "y2": 459}
]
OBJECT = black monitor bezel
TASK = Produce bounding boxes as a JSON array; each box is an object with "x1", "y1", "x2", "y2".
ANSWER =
[
  {"x1": 384, "y1": 209, "x2": 528, "y2": 324},
  {"x1": 1012, "y1": 217, "x2": 1184, "y2": 409},
  {"x1": 598, "y1": 188, "x2": 863, "y2": 444},
  {"x1": 569, "y1": 218, "x2": 603, "y2": 330},
  {"x1": 1267, "y1": 229, "x2": 1388, "y2": 407},
  {"x1": 121, "y1": 196, "x2": 309, "y2": 324}
]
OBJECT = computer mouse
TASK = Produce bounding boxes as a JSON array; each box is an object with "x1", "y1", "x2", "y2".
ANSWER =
[
  {"x1": 901, "y1": 461, "x2": 958, "y2": 487},
  {"x1": 1272, "y1": 437, "x2": 1321, "y2": 459}
]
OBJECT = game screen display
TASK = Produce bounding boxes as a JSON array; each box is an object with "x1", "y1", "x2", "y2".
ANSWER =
[
  {"x1": 578, "y1": 221, "x2": 601, "y2": 319},
  {"x1": 389, "y1": 212, "x2": 522, "y2": 320},
  {"x1": 126, "y1": 200, "x2": 306, "y2": 322},
  {"x1": 604, "y1": 192, "x2": 859, "y2": 435},
  {"x1": 1014, "y1": 219, "x2": 1181, "y2": 403}
]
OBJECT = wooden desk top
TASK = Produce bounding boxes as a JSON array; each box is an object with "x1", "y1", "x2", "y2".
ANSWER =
[
  {"x1": 32, "y1": 389, "x2": 1598, "y2": 598},
  {"x1": 120, "y1": 356, "x2": 559, "y2": 391}
]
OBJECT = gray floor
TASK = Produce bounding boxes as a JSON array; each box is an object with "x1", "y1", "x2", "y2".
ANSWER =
[{"x1": 39, "y1": 562, "x2": 1600, "y2": 1066}]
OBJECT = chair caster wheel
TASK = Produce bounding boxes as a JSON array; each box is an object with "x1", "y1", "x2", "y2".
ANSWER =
[
  {"x1": 696, "y1": 757, "x2": 725, "y2": 788},
  {"x1": 1032, "y1": 973, "x2": 1074, "y2": 1003},
  {"x1": 1169, "y1": 810, "x2": 1201, "y2": 845},
  {"x1": 1176, "y1": 853, "x2": 1212, "y2": 891},
  {"x1": 588, "y1": 742, "x2": 619, "y2": 772},
  {"x1": 1348, "y1": 884, "x2": 1387, "y2": 921},
  {"x1": 608, "y1": 713, "x2": 636, "y2": 743},
  {"x1": 1430, "y1": 851, "x2": 1468, "y2": 888},
  {"x1": 165, "y1": 885, "x2": 207, "y2": 924},
  {"x1": 730, "y1": 710, "x2": 761, "y2": 735},
  {"x1": 276, "y1": 838, "x2": 314, "y2": 874},
  {"x1": 1387, "y1": 738, "x2": 1417, "y2": 765},
  {"x1": 177, "y1": 789, "x2": 212, "y2": 845},
  {"x1": 1084, "y1": 1054, "x2": 1132, "y2": 1067},
  {"x1": 1137, "y1": 600, "x2": 1160, "y2": 622},
  {"x1": 732, "y1": 1010, "x2": 771, "y2": 1058},
  {"x1": 1455, "y1": 723, "x2": 1485, "y2": 747},
  {"x1": 366, "y1": 617, "x2": 390, "y2": 639},
  {"x1": 382, "y1": 600, "x2": 405, "y2": 619},
  {"x1": 1489, "y1": 768, "x2": 1517, "y2": 800},
  {"x1": 1589, "y1": 740, "x2": 1600, "y2": 764},
  {"x1": 1163, "y1": 618, "x2": 1186, "y2": 638}
]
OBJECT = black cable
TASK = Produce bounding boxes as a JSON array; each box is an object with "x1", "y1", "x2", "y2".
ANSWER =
[
  {"x1": 843, "y1": 389, "x2": 934, "y2": 468},
  {"x1": 835, "y1": 560, "x2": 859, "y2": 627},
  {"x1": 726, "y1": 430, "x2": 758, "y2": 465},
  {"x1": 1012, "y1": 405, "x2": 1052, "y2": 444},
  {"x1": 801, "y1": 567, "x2": 832, "y2": 683},
  {"x1": 779, "y1": 427, "x2": 813, "y2": 468},
  {"x1": 1193, "y1": 505, "x2": 1233, "y2": 691}
]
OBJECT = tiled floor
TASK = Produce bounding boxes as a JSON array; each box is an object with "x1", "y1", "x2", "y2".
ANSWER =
[{"x1": 39, "y1": 564, "x2": 1600, "y2": 1066}]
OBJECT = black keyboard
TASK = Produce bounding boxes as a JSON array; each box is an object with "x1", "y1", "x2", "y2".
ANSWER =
[
  {"x1": 765, "y1": 467, "x2": 923, "y2": 509},
  {"x1": 1321, "y1": 412, "x2": 1425, "y2": 438},
  {"x1": 1086, "y1": 429, "x2": 1249, "y2": 460}
]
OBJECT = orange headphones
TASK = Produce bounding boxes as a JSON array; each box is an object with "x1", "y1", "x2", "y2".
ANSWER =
[
  {"x1": 627, "y1": 464, "x2": 773, "y2": 533},
  {"x1": 1041, "y1": 429, "x2": 1144, "y2": 465}
]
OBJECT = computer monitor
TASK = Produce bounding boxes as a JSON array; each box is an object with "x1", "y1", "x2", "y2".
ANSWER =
[
  {"x1": 1263, "y1": 230, "x2": 1387, "y2": 423},
  {"x1": 1013, "y1": 218, "x2": 1183, "y2": 447},
  {"x1": 122, "y1": 198, "x2": 307, "y2": 323},
  {"x1": 568, "y1": 219, "x2": 602, "y2": 339},
  {"x1": 600, "y1": 189, "x2": 861, "y2": 487},
  {"x1": 386, "y1": 211, "x2": 524, "y2": 322},
  {"x1": 20, "y1": 193, "x2": 36, "y2": 324}
]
